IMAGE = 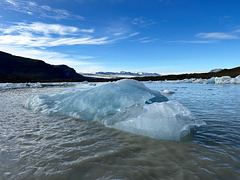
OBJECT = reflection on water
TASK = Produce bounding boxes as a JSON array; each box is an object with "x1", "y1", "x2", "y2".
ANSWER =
[{"x1": 0, "y1": 83, "x2": 240, "y2": 180}]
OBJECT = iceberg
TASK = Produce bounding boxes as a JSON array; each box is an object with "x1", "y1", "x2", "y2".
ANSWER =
[
  {"x1": 215, "y1": 76, "x2": 231, "y2": 84},
  {"x1": 25, "y1": 79, "x2": 205, "y2": 141},
  {"x1": 230, "y1": 75, "x2": 240, "y2": 84},
  {"x1": 206, "y1": 77, "x2": 215, "y2": 84},
  {"x1": 159, "y1": 75, "x2": 240, "y2": 84}
]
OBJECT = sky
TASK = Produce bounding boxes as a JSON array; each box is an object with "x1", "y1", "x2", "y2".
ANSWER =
[{"x1": 0, "y1": 0, "x2": 240, "y2": 74}]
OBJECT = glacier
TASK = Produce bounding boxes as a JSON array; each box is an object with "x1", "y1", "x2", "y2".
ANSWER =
[{"x1": 25, "y1": 79, "x2": 205, "y2": 141}]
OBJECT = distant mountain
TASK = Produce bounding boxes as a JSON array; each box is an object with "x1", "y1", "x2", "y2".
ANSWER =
[
  {"x1": 0, "y1": 51, "x2": 86, "y2": 82},
  {"x1": 96, "y1": 71, "x2": 160, "y2": 76},
  {"x1": 209, "y1": 68, "x2": 222, "y2": 73},
  {"x1": 134, "y1": 66, "x2": 240, "y2": 81},
  {"x1": 82, "y1": 71, "x2": 161, "y2": 79}
]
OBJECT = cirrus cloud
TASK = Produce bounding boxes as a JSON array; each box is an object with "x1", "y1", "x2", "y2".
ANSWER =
[
  {"x1": 0, "y1": 22, "x2": 109, "y2": 47},
  {"x1": 196, "y1": 32, "x2": 239, "y2": 39},
  {"x1": 0, "y1": 22, "x2": 94, "y2": 35},
  {"x1": 0, "y1": 34, "x2": 110, "y2": 47},
  {"x1": 1, "y1": 0, "x2": 84, "y2": 20}
]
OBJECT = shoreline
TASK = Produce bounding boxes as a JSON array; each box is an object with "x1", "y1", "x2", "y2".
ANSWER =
[{"x1": 1, "y1": 66, "x2": 239, "y2": 83}]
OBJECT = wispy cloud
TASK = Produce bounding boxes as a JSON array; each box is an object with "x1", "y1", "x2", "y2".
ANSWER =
[
  {"x1": 168, "y1": 30, "x2": 240, "y2": 44},
  {"x1": 138, "y1": 37, "x2": 158, "y2": 43},
  {"x1": 0, "y1": 22, "x2": 109, "y2": 47},
  {"x1": 196, "y1": 32, "x2": 239, "y2": 39},
  {"x1": 0, "y1": 44, "x2": 105, "y2": 72},
  {"x1": 0, "y1": 34, "x2": 110, "y2": 47},
  {"x1": 1, "y1": 0, "x2": 83, "y2": 20},
  {"x1": 132, "y1": 17, "x2": 157, "y2": 28},
  {"x1": 129, "y1": 32, "x2": 140, "y2": 37},
  {"x1": 0, "y1": 21, "x2": 142, "y2": 49},
  {"x1": 0, "y1": 22, "x2": 94, "y2": 35},
  {"x1": 107, "y1": 27, "x2": 128, "y2": 36},
  {"x1": 167, "y1": 40, "x2": 215, "y2": 44},
  {"x1": 111, "y1": 32, "x2": 140, "y2": 42},
  {"x1": 5, "y1": 0, "x2": 16, "y2": 6}
]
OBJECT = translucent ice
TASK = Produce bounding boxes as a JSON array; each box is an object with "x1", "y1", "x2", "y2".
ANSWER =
[
  {"x1": 25, "y1": 79, "x2": 205, "y2": 141},
  {"x1": 206, "y1": 77, "x2": 215, "y2": 84}
]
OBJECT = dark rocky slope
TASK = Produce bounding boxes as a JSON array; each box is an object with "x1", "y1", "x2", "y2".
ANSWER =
[{"x1": 0, "y1": 51, "x2": 86, "y2": 82}]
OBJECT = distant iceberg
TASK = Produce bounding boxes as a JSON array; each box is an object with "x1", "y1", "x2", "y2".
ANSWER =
[
  {"x1": 215, "y1": 76, "x2": 231, "y2": 84},
  {"x1": 162, "y1": 75, "x2": 240, "y2": 84},
  {"x1": 0, "y1": 82, "x2": 76, "y2": 89},
  {"x1": 230, "y1": 75, "x2": 240, "y2": 84},
  {"x1": 25, "y1": 79, "x2": 205, "y2": 141},
  {"x1": 0, "y1": 82, "x2": 42, "y2": 89},
  {"x1": 215, "y1": 75, "x2": 240, "y2": 84}
]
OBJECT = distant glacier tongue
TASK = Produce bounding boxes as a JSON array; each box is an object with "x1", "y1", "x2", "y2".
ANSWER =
[{"x1": 25, "y1": 79, "x2": 205, "y2": 141}]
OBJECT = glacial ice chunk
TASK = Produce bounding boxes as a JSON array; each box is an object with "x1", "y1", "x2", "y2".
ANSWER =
[
  {"x1": 230, "y1": 75, "x2": 240, "y2": 84},
  {"x1": 25, "y1": 79, "x2": 205, "y2": 141},
  {"x1": 206, "y1": 77, "x2": 215, "y2": 84},
  {"x1": 110, "y1": 101, "x2": 204, "y2": 141},
  {"x1": 215, "y1": 76, "x2": 231, "y2": 84},
  {"x1": 162, "y1": 90, "x2": 175, "y2": 95},
  {"x1": 158, "y1": 75, "x2": 240, "y2": 84}
]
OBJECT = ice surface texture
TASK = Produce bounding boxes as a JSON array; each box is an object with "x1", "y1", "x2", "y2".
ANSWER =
[{"x1": 25, "y1": 79, "x2": 205, "y2": 141}]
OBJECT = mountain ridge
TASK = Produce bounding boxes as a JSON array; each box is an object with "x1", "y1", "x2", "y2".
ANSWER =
[
  {"x1": 0, "y1": 51, "x2": 86, "y2": 82},
  {"x1": 133, "y1": 66, "x2": 240, "y2": 81},
  {"x1": 0, "y1": 51, "x2": 239, "y2": 83}
]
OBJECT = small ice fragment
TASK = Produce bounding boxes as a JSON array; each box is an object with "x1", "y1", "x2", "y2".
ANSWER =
[{"x1": 163, "y1": 90, "x2": 175, "y2": 95}]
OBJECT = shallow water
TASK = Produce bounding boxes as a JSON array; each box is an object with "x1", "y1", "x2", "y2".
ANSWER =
[{"x1": 0, "y1": 83, "x2": 240, "y2": 180}]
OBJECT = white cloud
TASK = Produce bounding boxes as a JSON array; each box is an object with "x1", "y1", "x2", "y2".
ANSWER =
[
  {"x1": 0, "y1": 44, "x2": 104, "y2": 73},
  {"x1": 114, "y1": 32, "x2": 124, "y2": 36},
  {"x1": 138, "y1": 37, "x2": 158, "y2": 43},
  {"x1": 110, "y1": 32, "x2": 140, "y2": 42},
  {"x1": 0, "y1": 21, "x2": 141, "y2": 48},
  {"x1": 5, "y1": 0, "x2": 16, "y2": 6},
  {"x1": 196, "y1": 32, "x2": 239, "y2": 39},
  {"x1": 1, "y1": 0, "x2": 83, "y2": 20},
  {"x1": 129, "y1": 32, "x2": 140, "y2": 37},
  {"x1": 0, "y1": 34, "x2": 110, "y2": 47},
  {"x1": 1, "y1": 22, "x2": 93, "y2": 35},
  {"x1": 0, "y1": 22, "x2": 108, "y2": 47}
]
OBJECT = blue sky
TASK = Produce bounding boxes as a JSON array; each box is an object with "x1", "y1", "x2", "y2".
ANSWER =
[{"x1": 0, "y1": 0, "x2": 240, "y2": 74}]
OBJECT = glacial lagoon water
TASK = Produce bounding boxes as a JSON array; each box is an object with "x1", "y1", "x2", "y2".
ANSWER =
[{"x1": 0, "y1": 81, "x2": 240, "y2": 179}]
